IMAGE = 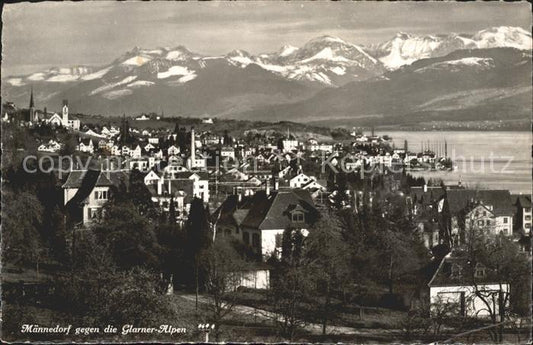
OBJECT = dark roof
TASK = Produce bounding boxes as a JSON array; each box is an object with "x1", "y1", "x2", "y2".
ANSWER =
[
  {"x1": 241, "y1": 189, "x2": 317, "y2": 230},
  {"x1": 212, "y1": 194, "x2": 252, "y2": 226},
  {"x1": 512, "y1": 194, "x2": 532, "y2": 209},
  {"x1": 64, "y1": 169, "x2": 101, "y2": 215},
  {"x1": 428, "y1": 252, "x2": 507, "y2": 287},
  {"x1": 234, "y1": 209, "x2": 250, "y2": 226},
  {"x1": 446, "y1": 189, "x2": 515, "y2": 216},
  {"x1": 410, "y1": 186, "x2": 446, "y2": 206},
  {"x1": 172, "y1": 171, "x2": 208, "y2": 180},
  {"x1": 62, "y1": 170, "x2": 129, "y2": 189},
  {"x1": 62, "y1": 170, "x2": 87, "y2": 189}
]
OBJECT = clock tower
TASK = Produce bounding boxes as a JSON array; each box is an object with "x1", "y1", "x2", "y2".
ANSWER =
[{"x1": 62, "y1": 99, "x2": 69, "y2": 126}]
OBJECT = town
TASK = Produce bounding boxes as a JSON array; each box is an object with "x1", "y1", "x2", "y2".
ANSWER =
[{"x1": 2, "y1": 93, "x2": 531, "y2": 343}]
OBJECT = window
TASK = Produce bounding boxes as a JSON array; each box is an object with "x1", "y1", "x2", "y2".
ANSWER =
[
  {"x1": 94, "y1": 190, "x2": 108, "y2": 200},
  {"x1": 483, "y1": 211, "x2": 487, "y2": 217},
  {"x1": 90, "y1": 208, "x2": 99, "y2": 219},
  {"x1": 243, "y1": 232, "x2": 250, "y2": 245},
  {"x1": 525, "y1": 223, "x2": 531, "y2": 229},
  {"x1": 252, "y1": 233, "x2": 260, "y2": 248},
  {"x1": 486, "y1": 220, "x2": 490, "y2": 226},
  {"x1": 292, "y1": 212, "x2": 304, "y2": 223},
  {"x1": 503, "y1": 217, "x2": 508, "y2": 224},
  {"x1": 526, "y1": 208, "x2": 531, "y2": 213},
  {"x1": 275, "y1": 233, "x2": 283, "y2": 248},
  {"x1": 525, "y1": 215, "x2": 531, "y2": 221},
  {"x1": 474, "y1": 265, "x2": 486, "y2": 278},
  {"x1": 451, "y1": 264, "x2": 462, "y2": 278}
]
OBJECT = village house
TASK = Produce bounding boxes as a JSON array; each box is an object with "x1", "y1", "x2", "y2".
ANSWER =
[
  {"x1": 223, "y1": 168, "x2": 249, "y2": 181},
  {"x1": 135, "y1": 114, "x2": 150, "y2": 121},
  {"x1": 282, "y1": 138, "x2": 299, "y2": 153},
  {"x1": 77, "y1": 138, "x2": 94, "y2": 153},
  {"x1": 428, "y1": 252, "x2": 509, "y2": 319},
  {"x1": 148, "y1": 137, "x2": 159, "y2": 145},
  {"x1": 289, "y1": 172, "x2": 314, "y2": 189},
  {"x1": 300, "y1": 178, "x2": 327, "y2": 194},
  {"x1": 512, "y1": 194, "x2": 531, "y2": 235},
  {"x1": 130, "y1": 145, "x2": 143, "y2": 159},
  {"x1": 147, "y1": 171, "x2": 209, "y2": 204},
  {"x1": 240, "y1": 189, "x2": 318, "y2": 260},
  {"x1": 63, "y1": 169, "x2": 130, "y2": 225},
  {"x1": 144, "y1": 170, "x2": 161, "y2": 185},
  {"x1": 220, "y1": 146, "x2": 236, "y2": 161},
  {"x1": 167, "y1": 145, "x2": 180, "y2": 156},
  {"x1": 38, "y1": 139, "x2": 61, "y2": 153},
  {"x1": 445, "y1": 189, "x2": 515, "y2": 246},
  {"x1": 146, "y1": 179, "x2": 190, "y2": 216},
  {"x1": 52, "y1": 100, "x2": 81, "y2": 130},
  {"x1": 144, "y1": 143, "x2": 156, "y2": 151},
  {"x1": 84, "y1": 128, "x2": 105, "y2": 139}
]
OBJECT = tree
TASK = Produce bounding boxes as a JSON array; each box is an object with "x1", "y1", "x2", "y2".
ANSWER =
[
  {"x1": 156, "y1": 222, "x2": 186, "y2": 278},
  {"x1": 113, "y1": 169, "x2": 158, "y2": 220},
  {"x1": 57, "y1": 233, "x2": 175, "y2": 327},
  {"x1": 1, "y1": 190, "x2": 44, "y2": 267},
  {"x1": 60, "y1": 133, "x2": 77, "y2": 155},
  {"x1": 463, "y1": 232, "x2": 529, "y2": 342},
  {"x1": 168, "y1": 197, "x2": 177, "y2": 224},
  {"x1": 94, "y1": 201, "x2": 161, "y2": 270},
  {"x1": 377, "y1": 192, "x2": 428, "y2": 296},
  {"x1": 200, "y1": 238, "x2": 249, "y2": 340},
  {"x1": 268, "y1": 227, "x2": 313, "y2": 340},
  {"x1": 184, "y1": 197, "x2": 212, "y2": 306},
  {"x1": 305, "y1": 212, "x2": 351, "y2": 334}
]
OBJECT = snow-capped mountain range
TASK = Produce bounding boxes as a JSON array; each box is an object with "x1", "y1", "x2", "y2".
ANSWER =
[
  {"x1": 2, "y1": 26, "x2": 531, "y2": 120},
  {"x1": 368, "y1": 26, "x2": 532, "y2": 69},
  {"x1": 6, "y1": 26, "x2": 530, "y2": 90}
]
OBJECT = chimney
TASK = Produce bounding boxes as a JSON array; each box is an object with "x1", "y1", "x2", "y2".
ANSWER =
[
  {"x1": 190, "y1": 126, "x2": 196, "y2": 166},
  {"x1": 168, "y1": 180, "x2": 172, "y2": 194},
  {"x1": 157, "y1": 179, "x2": 163, "y2": 195},
  {"x1": 275, "y1": 178, "x2": 279, "y2": 191},
  {"x1": 423, "y1": 184, "x2": 427, "y2": 193},
  {"x1": 266, "y1": 180, "x2": 270, "y2": 195}
]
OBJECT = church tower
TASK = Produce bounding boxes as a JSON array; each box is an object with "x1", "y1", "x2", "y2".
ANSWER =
[
  {"x1": 62, "y1": 100, "x2": 69, "y2": 126},
  {"x1": 29, "y1": 87, "x2": 36, "y2": 122}
]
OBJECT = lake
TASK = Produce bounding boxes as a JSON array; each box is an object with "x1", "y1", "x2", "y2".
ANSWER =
[{"x1": 375, "y1": 131, "x2": 532, "y2": 194}]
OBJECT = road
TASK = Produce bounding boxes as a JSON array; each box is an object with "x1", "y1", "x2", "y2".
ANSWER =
[{"x1": 178, "y1": 293, "x2": 401, "y2": 338}]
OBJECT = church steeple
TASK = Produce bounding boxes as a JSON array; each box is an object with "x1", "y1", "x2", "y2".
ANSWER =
[
  {"x1": 29, "y1": 86, "x2": 36, "y2": 122},
  {"x1": 29, "y1": 86, "x2": 35, "y2": 108}
]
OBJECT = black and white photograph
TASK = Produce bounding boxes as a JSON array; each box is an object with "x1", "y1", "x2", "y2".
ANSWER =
[{"x1": 1, "y1": 1, "x2": 532, "y2": 343}]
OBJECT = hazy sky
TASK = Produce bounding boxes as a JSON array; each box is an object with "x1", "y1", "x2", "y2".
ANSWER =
[{"x1": 2, "y1": 1, "x2": 531, "y2": 76}]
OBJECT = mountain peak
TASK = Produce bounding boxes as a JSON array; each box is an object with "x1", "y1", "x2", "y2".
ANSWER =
[
  {"x1": 394, "y1": 32, "x2": 412, "y2": 40},
  {"x1": 278, "y1": 45, "x2": 299, "y2": 57},
  {"x1": 227, "y1": 49, "x2": 251, "y2": 57},
  {"x1": 479, "y1": 26, "x2": 530, "y2": 35},
  {"x1": 307, "y1": 35, "x2": 348, "y2": 45}
]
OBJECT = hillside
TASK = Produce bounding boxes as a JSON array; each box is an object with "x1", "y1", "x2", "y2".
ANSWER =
[
  {"x1": 2, "y1": 26, "x2": 530, "y2": 127},
  {"x1": 230, "y1": 48, "x2": 532, "y2": 127}
]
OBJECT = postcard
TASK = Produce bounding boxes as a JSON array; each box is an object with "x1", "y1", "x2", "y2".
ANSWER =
[{"x1": 1, "y1": 1, "x2": 531, "y2": 343}]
